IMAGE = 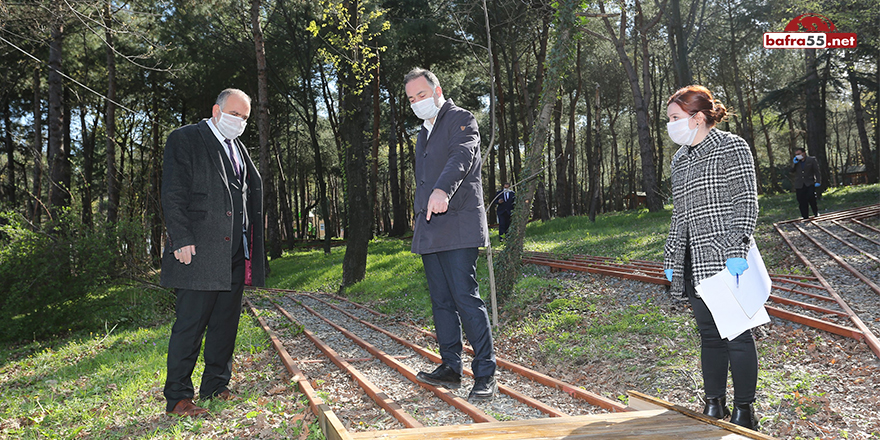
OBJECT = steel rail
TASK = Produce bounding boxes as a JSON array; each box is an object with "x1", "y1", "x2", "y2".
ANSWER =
[
  {"x1": 774, "y1": 222, "x2": 880, "y2": 359},
  {"x1": 289, "y1": 296, "x2": 498, "y2": 423},
  {"x1": 812, "y1": 204, "x2": 880, "y2": 222},
  {"x1": 297, "y1": 292, "x2": 568, "y2": 418},
  {"x1": 313, "y1": 290, "x2": 631, "y2": 413},
  {"x1": 769, "y1": 283, "x2": 837, "y2": 303},
  {"x1": 811, "y1": 221, "x2": 880, "y2": 264},
  {"x1": 764, "y1": 273, "x2": 819, "y2": 281},
  {"x1": 243, "y1": 298, "x2": 353, "y2": 440},
  {"x1": 776, "y1": 204, "x2": 880, "y2": 225},
  {"x1": 272, "y1": 302, "x2": 425, "y2": 428},
  {"x1": 764, "y1": 305, "x2": 864, "y2": 340},
  {"x1": 793, "y1": 222, "x2": 880, "y2": 296},
  {"x1": 768, "y1": 294, "x2": 848, "y2": 317},
  {"x1": 851, "y1": 218, "x2": 880, "y2": 234},
  {"x1": 529, "y1": 252, "x2": 664, "y2": 272},
  {"x1": 523, "y1": 255, "x2": 668, "y2": 285},
  {"x1": 768, "y1": 277, "x2": 826, "y2": 290},
  {"x1": 833, "y1": 220, "x2": 880, "y2": 246}
]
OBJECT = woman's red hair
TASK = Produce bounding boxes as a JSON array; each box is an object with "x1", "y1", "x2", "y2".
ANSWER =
[{"x1": 667, "y1": 85, "x2": 729, "y2": 127}]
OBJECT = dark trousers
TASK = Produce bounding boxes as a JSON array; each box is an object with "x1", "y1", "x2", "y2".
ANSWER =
[
  {"x1": 422, "y1": 248, "x2": 496, "y2": 378},
  {"x1": 164, "y1": 245, "x2": 246, "y2": 411},
  {"x1": 796, "y1": 185, "x2": 819, "y2": 219},
  {"x1": 497, "y1": 212, "x2": 511, "y2": 237},
  {"x1": 685, "y1": 251, "x2": 758, "y2": 404}
]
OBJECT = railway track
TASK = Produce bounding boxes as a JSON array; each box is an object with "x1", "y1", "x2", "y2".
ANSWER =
[
  {"x1": 523, "y1": 204, "x2": 880, "y2": 361},
  {"x1": 773, "y1": 204, "x2": 880, "y2": 359},
  {"x1": 243, "y1": 289, "x2": 772, "y2": 439}
]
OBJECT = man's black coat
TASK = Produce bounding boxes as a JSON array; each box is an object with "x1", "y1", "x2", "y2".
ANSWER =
[{"x1": 160, "y1": 120, "x2": 265, "y2": 290}]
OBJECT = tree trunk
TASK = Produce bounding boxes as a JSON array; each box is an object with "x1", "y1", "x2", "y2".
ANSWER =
[
  {"x1": 79, "y1": 105, "x2": 95, "y2": 229},
  {"x1": 755, "y1": 101, "x2": 779, "y2": 193},
  {"x1": 48, "y1": 20, "x2": 70, "y2": 215},
  {"x1": 3, "y1": 93, "x2": 14, "y2": 205},
  {"x1": 387, "y1": 84, "x2": 406, "y2": 237},
  {"x1": 600, "y1": 0, "x2": 661, "y2": 212},
  {"x1": 340, "y1": 83, "x2": 372, "y2": 287},
  {"x1": 846, "y1": 53, "x2": 877, "y2": 183},
  {"x1": 497, "y1": 0, "x2": 578, "y2": 296},
  {"x1": 667, "y1": 0, "x2": 692, "y2": 87},
  {"x1": 105, "y1": 2, "x2": 119, "y2": 223},
  {"x1": 553, "y1": 98, "x2": 569, "y2": 217},
  {"x1": 726, "y1": 4, "x2": 760, "y2": 194},
  {"x1": 251, "y1": 0, "x2": 279, "y2": 266},
  {"x1": 31, "y1": 67, "x2": 44, "y2": 224},
  {"x1": 149, "y1": 76, "x2": 163, "y2": 268},
  {"x1": 804, "y1": 49, "x2": 829, "y2": 190},
  {"x1": 589, "y1": 85, "x2": 601, "y2": 222},
  {"x1": 339, "y1": 0, "x2": 372, "y2": 288}
]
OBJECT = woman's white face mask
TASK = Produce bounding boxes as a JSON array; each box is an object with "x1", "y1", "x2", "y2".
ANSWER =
[
  {"x1": 666, "y1": 114, "x2": 698, "y2": 146},
  {"x1": 411, "y1": 91, "x2": 441, "y2": 121}
]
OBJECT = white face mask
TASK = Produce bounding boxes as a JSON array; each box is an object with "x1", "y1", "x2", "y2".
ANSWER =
[
  {"x1": 795, "y1": 154, "x2": 804, "y2": 161},
  {"x1": 667, "y1": 114, "x2": 698, "y2": 146},
  {"x1": 216, "y1": 111, "x2": 247, "y2": 140},
  {"x1": 411, "y1": 91, "x2": 441, "y2": 121}
]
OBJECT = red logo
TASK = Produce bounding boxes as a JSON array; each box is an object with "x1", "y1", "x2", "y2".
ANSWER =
[
  {"x1": 784, "y1": 14, "x2": 836, "y2": 33},
  {"x1": 764, "y1": 14, "x2": 857, "y2": 49}
]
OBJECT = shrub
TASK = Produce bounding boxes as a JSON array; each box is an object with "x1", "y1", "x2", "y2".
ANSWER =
[{"x1": 0, "y1": 210, "x2": 152, "y2": 342}]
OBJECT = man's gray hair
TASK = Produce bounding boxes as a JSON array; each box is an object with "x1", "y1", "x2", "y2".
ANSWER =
[
  {"x1": 216, "y1": 88, "x2": 252, "y2": 109},
  {"x1": 404, "y1": 68, "x2": 441, "y2": 90}
]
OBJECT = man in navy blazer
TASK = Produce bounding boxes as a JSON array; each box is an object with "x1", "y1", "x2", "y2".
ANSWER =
[
  {"x1": 404, "y1": 68, "x2": 496, "y2": 401},
  {"x1": 790, "y1": 147, "x2": 821, "y2": 219},
  {"x1": 161, "y1": 89, "x2": 265, "y2": 416},
  {"x1": 493, "y1": 182, "x2": 515, "y2": 240}
]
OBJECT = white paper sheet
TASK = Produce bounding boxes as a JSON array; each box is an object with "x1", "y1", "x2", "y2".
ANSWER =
[{"x1": 695, "y1": 245, "x2": 772, "y2": 340}]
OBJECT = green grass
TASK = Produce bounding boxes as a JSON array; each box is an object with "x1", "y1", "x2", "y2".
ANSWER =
[
  {"x1": 0, "y1": 284, "x2": 318, "y2": 439},
  {"x1": 1, "y1": 182, "x2": 876, "y2": 438}
]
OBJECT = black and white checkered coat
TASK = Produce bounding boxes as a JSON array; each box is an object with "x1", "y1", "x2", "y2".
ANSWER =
[{"x1": 663, "y1": 128, "x2": 758, "y2": 296}]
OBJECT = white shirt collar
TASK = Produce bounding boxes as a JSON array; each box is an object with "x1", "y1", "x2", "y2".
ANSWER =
[
  {"x1": 422, "y1": 119, "x2": 434, "y2": 139},
  {"x1": 206, "y1": 118, "x2": 243, "y2": 166}
]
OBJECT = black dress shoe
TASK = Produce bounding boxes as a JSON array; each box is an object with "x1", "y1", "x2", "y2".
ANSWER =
[
  {"x1": 730, "y1": 402, "x2": 759, "y2": 431},
  {"x1": 416, "y1": 364, "x2": 461, "y2": 389},
  {"x1": 468, "y1": 376, "x2": 497, "y2": 401},
  {"x1": 702, "y1": 396, "x2": 730, "y2": 419}
]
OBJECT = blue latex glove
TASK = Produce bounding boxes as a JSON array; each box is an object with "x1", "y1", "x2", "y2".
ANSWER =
[
  {"x1": 664, "y1": 269, "x2": 673, "y2": 282},
  {"x1": 792, "y1": 157, "x2": 799, "y2": 163},
  {"x1": 814, "y1": 182, "x2": 820, "y2": 187},
  {"x1": 726, "y1": 258, "x2": 749, "y2": 276}
]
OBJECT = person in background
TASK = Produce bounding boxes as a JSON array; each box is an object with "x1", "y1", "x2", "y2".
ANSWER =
[
  {"x1": 404, "y1": 67, "x2": 497, "y2": 401},
  {"x1": 161, "y1": 88, "x2": 265, "y2": 416},
  {"x1": 492, "y1": 182, "x2": 515, "y2": 241},
  {"x1": 790, "y1": 147, "x2": 821, "y2": 219},
  {"x1": 663, "y1": 85, "x2": 760, "y2": 431}
]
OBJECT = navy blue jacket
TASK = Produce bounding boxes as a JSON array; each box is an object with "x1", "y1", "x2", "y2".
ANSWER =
[
  {"x1": 411, "y1": 100, "x2": 489, "y2": 254},
  {"x1": 493, "y1": 189, "x2": 515, "y2": 215}
]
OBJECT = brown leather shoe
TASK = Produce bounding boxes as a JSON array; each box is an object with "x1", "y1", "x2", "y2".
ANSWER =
[
  {"x1": 214, "y1": 389, "x2": 241, "y2": 401},
  {"x1": 166, "y1": 399, "x2": 208, "y2": 417}
]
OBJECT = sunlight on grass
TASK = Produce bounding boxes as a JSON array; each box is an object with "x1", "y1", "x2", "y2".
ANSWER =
[{"x1": 0, "y1": 313, "x2": 272, "y2": 439}]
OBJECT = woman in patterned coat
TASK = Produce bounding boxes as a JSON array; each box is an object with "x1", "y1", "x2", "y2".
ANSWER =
[{"x1": 663, "y1": 85, "x2": 760, "y2": 431}]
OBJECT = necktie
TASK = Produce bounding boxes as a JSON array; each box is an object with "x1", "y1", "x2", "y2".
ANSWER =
[{"x1": 224, "y1": 139, "x2": 241, "y2": 182}]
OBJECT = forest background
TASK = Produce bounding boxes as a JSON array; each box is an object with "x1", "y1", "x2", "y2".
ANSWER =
[{"x1": 0, "y1": 0, "x2": 878, "y2": 341}]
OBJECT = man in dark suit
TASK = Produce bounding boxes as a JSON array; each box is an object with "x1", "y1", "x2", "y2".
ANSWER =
[
  {"x1": 492, "y1": 182, "x2": 515, "y2": 241},
  {"x1": 791, "y1": 147, "x2": 821, "y2": 219},
  {"x1": 404, "y1": 68, "x2": 496, "y2": 401},
  {"x1": 161, "y1": 88, "x2": 265, "y2": 416}
]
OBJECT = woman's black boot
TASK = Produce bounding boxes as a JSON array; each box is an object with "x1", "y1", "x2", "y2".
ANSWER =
[
  {"x1": 729, "y1": 402, "x2": 758, "y2": 430},
  {"x1": 702, "y1": 396, "x2": 730, "y2": 419}
]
